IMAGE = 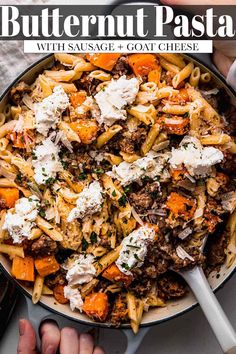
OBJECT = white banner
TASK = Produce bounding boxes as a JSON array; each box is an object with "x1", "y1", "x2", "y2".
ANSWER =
[{"x1": 24, "y1": 40, "x2": 213, "y2": 53}]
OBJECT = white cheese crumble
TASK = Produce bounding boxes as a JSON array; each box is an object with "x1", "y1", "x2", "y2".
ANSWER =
[
  {"x1": 169, "y1": 136, "x2": 224, "y2": 177},
  {"x1": 3, "y1": 196, "x2": 39, "y2": 244},
  {"x1": 116, "y1": 226, "x2": 156, "y2": 275},
  {"x1": 64, "y1": 286, "x2": 83, "y2": 312},
  {"x1": 35, "y1": 85, "x2": 69, "y2": 136},
  {"x1": 94, "y1": 76, "x2": 139, "y2": 126},
  {"x1": 63, "y1": 254, "x2": 96, "y2": 286},
  {"x1": 32, "y1": 138, "x2": 62, "y2": 185},
  {"x1": 107, "y1": 152, "x2": 169, "y2": 186},
  {"x1": 67, "y1": 181, "x2": 104, "y2": 222}
]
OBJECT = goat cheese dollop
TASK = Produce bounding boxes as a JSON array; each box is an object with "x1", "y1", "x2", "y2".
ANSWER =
[
  {"x1": 67, "y1": 181, "x2": 104, "y2": 222},
  {"x1": 3, "y1": 196, "x2": 39, "y2": 244},
  {"x1": 35, "y1": 85, "x2": 69, "y2": 136},
  {"x1": 116, "y1": 226, "x2": 156, "y2": 275},
  {"x1": 32, "y1": 138, "x2": 62, "y2": 185},
  {"x1": 169, "y1": 136, "x2": 224, "y2": 177},
  {"x1": 94, "y1": 76, "x2": 139, "y2": 126},
  {"x1": 63, "y1": 254, "x2": 96, "y2": 286},
  {"x1": 64, "y1": 286, "x2": 84, "y2": 312},
  {"x1": 107, "y1": 152, "x2": 169, "y2": 186}
]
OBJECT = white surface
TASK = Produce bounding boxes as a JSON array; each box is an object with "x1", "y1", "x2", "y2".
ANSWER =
[{"x1": 0, "y1": 274, "x2": 236, "y2": 354}]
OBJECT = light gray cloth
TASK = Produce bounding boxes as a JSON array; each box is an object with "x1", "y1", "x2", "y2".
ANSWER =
[
  {"x1": 0, "y1": 0, "x2": 107, "y2": 93},
  {"x1": 0, "y1": 41, "x2": 43, "y2": 93}
]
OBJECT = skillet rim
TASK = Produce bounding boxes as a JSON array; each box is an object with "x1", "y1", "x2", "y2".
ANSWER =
[{"x1": 0, "y1": 52, "x2": 235, "y2": 329}]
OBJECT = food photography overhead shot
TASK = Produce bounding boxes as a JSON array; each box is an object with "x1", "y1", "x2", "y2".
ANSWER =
[{"x1": 1, "y1": 1, "x2": 236, "y2": 354}]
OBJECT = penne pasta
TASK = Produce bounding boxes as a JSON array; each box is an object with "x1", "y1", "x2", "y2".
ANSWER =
[
  {"x1": 172, "y1": 61, "x2": 194, "y2": 88},
  {"x1": 159, "y1": 53, "x2": 185, "y2": 69},
  {"x1": 159, "y1": 57, "x2": 180, "y2": 74},
  {"x1": 32, "y1": 275, "x2": 44, "y2": 304},
  {"x1": 141, "y1": 123, "x2": 160, "y2": 156},
  {"x1": 96, "y1": 125, "x2": 123, "y2": 149},
  {"x1": 36, "y1": 216, "x2": 64, "y2": 242},
  {"x1": 0, "y1": 244, "x2": 24, "y2": 258},
  {"x1": 189, "y1": 67, "x2": 201, "y2": 87}
]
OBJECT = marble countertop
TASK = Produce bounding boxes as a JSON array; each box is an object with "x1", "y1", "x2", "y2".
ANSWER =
[{"x1": 1, "y1": 273, "x2": 236, "y2": 354}]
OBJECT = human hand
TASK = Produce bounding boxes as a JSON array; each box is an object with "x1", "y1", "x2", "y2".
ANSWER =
[{"x1": 17, "y1": 319, "x2": 106, "y2": 354}]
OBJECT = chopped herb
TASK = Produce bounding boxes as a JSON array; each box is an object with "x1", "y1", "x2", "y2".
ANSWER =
[
  {"x1": 42, "y1": 167, "x2": 45, "y2": 172},
  {"x1": 134, "y1": 254, "x2": 142, "y2": 262},
  {"x1": 127, "y1": 244, "x2": 140, "y2": 249},
  {"x1": 93, "y1": 168, "x2": 104, "y2": 175},
  {"x1": 118, "y1": 194, "x2": 127, "y2": 207},
  {"x1": 182, "y1": 143, "x2": 189, "y2": 150},
  {"x1": 198, "y1": 178, "x2": 205, "y2": 186},
  {"x1": 77, "y1": 172, "x2": 87, "y2": 181},
  {"x1": 124, "y1": 185, "x2": 132, "y2": 193},
  {"x1": 28, "y1": 198, "x2": 32, "y2": 202},
  {"x1": 31, "y1": 152, "x2": 37, "y2": 160},
  {"x1": 141, "y1": 175, "x2": 151, "y2": 183},
  {"x1": 45, "y1": 177, "x2": 56, "y2": 185},
  {"x1": 183, "y1": 112, "x2": 189, "y2": 118},
  {"x1": 121, "y1": 263, "x2": 130, "y2": 271},
  {"x1": 15, "y1": 173, "x2": 23, "y2": 182},
  {"x1": 82, "y1": 237, "x2": 89, "y2": 251},
  {"x1": 61, "y1": 160, "x2": 68, "y2": 170},
  {"x1": 38, "y1": 208, "x2": 46, "y2": 218},
  {"x1": 90, "y1": 231, "x2": 98, "y2": 244},
  {"x1": 107, "y1": 231, "x2": 112, "y2": 237},
  {"x1": 98, "y1": 262, "x2": 103, "y2": 269},
  {"x1": 112, "y1": 190, "x2": 117, "y2": 197}
]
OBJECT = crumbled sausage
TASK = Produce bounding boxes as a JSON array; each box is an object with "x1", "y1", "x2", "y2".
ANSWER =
[
  {"x1": 157, "y1": 273, "x2": 187, "y2": 300},
  {"x1": 31, "y1": 235, "x2": 57, "y2": 256},
  {"x1": 129, "y1": 182, "x2": 160, "y2": 212},
  {"x1": 0, "y1": 199, "x2": 7, "y2": 211},
  {"x1": 10, "y1": 82, "x2": 31, "y2": 105},
  {"x1": 111, "y1": 56, "x2": 131, "y2": 78},
  {"x1": 78, "y1": 75, "x2": 100, "y2": 96},
  {"x1": 111, "y1": 294, "x2": 129, "y2": 324},
  {"x1": 207, "y1": 230, "x2": 229, "y2": 267}
]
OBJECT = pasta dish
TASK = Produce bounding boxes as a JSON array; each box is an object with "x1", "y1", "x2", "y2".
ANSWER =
[{"x1": 0, "y1": 53, "x2": 235, "y2": 333}]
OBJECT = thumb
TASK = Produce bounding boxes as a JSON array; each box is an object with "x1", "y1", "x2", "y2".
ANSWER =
[{"x1": 17, "y1": 319, "x2": 37, "y2": 354}]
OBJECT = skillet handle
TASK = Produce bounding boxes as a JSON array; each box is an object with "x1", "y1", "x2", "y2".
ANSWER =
[
  {"x1": 122, "y1": 327, "x2": 150, "y2": 354},
  {"x1": 25, "y1": 296, "x2": 90, "y2": 349},
  {"x1": 180, "y1": 266, "x2": 236, "y2": 354}
]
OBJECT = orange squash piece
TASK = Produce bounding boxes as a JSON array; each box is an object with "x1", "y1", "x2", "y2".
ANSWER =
[
  {"x1": 12, "y1": 256, "x2": 35, "y2": 282},
  {"x1": 69, "y1": 120, "x2": 98, "y2": 144},
  {"x1": 171, "y1": 168, "x2": 187, "y2": 181},
  {"x1": 86, "y1": 54, "x2": 120, "y2": 71},
  {"x1": 128, "y1": 54, "x2": 159, "y2": 76},
  {"x1": 148, "y1": 68, "x2": 161, "y2": 84},
  {"x1": 158, "y1": 115, "x2": 189, "y2": 135},
  {"x1": 53, "y1": 285, "x2": 69, "y2": 304},
  {"x1": 0, "y1": 187, "x2": 19, "y2": 208},
  {"x1": 83, "y1": 292, "x2": 109, "y2": 321},
  {"x1": 102, "y1": 263, "x2": 133, "y2": 287},
  {"x1": 35, "y1": 256, "x2": 60, "y2": 277},
  {"x1": 166, "y1": 192, "x2": 196, "y2": 221},
  {"x1": 70, "y1": 91, "x2": 87, "y2": 108}
]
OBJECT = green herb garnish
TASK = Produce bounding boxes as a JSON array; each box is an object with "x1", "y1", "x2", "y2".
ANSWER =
[
  {"x1": 90, "y1": 231, "x2": 98, "y2": 244},
  {"x1": 82, "y1": 237, "x2": 89, "y2": 251}
]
